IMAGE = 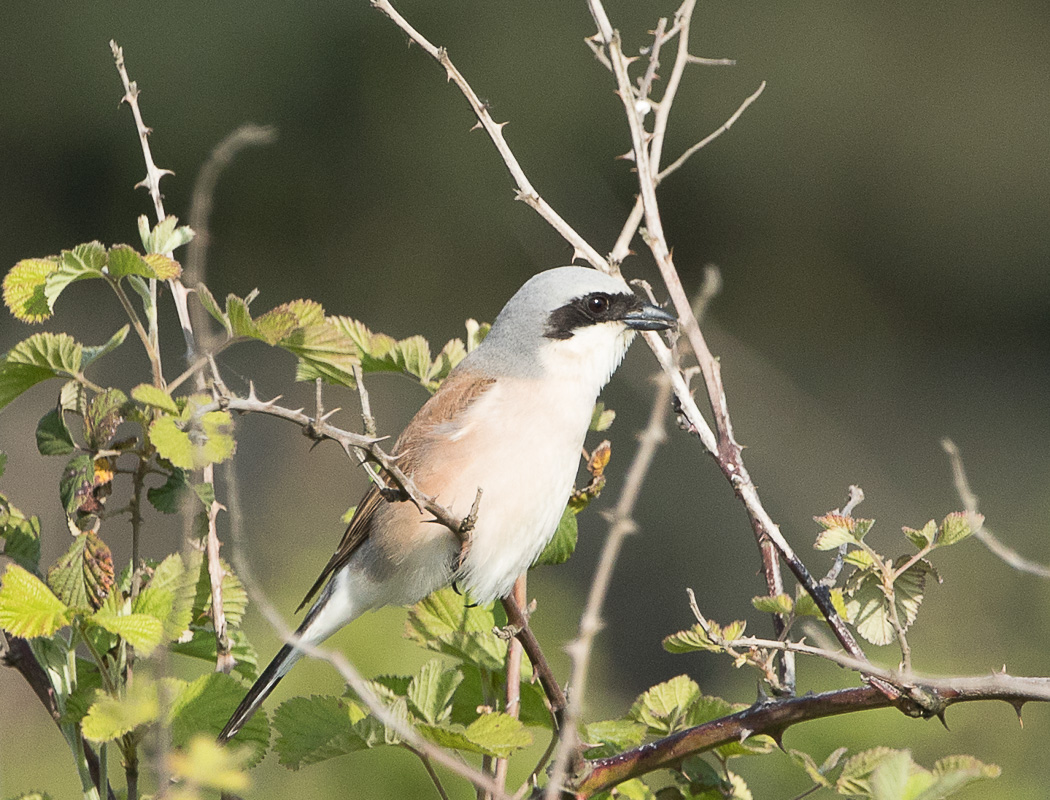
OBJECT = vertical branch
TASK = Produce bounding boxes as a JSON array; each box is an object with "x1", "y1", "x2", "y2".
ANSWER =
[
  {"x1": 492, "y1": 575, "x2": 526, "y2": 796},
  {"x1": 545, "y1": 377, "x2": 671, "y2": 800},
  {"x1": 111, "y1": 40, "x2": 234, "y2": 673}
]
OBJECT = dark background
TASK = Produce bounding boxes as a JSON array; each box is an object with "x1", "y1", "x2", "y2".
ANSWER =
[{"x1": 2, "y1": 2, "x2": 1049, "y2": 797}]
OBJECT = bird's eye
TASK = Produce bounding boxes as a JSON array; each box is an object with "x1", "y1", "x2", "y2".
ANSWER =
[{"x1": 586, "y1": 295, "x2": 610, "y2": 316}]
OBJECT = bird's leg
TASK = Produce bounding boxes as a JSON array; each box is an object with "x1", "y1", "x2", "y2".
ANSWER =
[{"x1": 500, "y1": 595, "x2": 567, "y2": 729}]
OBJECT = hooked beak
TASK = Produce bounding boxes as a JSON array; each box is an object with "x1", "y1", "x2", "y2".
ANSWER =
[{"x1": 623, "y1": 303, "x2": 677, "y2": 332}]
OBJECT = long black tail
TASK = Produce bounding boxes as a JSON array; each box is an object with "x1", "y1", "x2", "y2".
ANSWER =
[{"x1": 218, "y1": 642, "x2": 299, "y2": 743}]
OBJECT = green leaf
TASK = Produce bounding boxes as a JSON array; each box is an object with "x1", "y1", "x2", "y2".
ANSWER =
[
  {"x1": 794, "y1": 587, "x2": 849, "y2": 619},
  {"x1": 43, "y1": 244, "x2": 108, "y2": 314},
  {"x1": 0, "y1": 499, "x2": 42, "y2": 572},
  {"x1": 169, "y1": 627, "x2": 259, "y2": 680},
  {"x1": 0, "y1": 332, "x2": 83, "y2": 410},
  {"x1": 534, "y1": 505, "x2": 577, "y2": 566},
  {"x1": 662, "y1": 619, "x2": 745, "y2": 654},
  {"x1": 35, "y1": 408, "x2": 76, "y2": 456},
  {"x1": 141, "y1": 215, "x2": 195, "y2": 254},
  {"x1": 428, "y1": 337, "x2": 467, "y2": 387},
  {"x1": 169, "y1": 673, "x2": 269, "y2": 766},
  {"x1": 273, "y1": 695, "x2": 374, "y2": 769},
  {"x1": 903, "y1": 519, "x2": 938, "y2": 549},
  {"x1": 285, "y1": 313, "x2": 360, "y2": 388},
  {"x1": 590, "y1": 401, "x2": 616, "y2": 432},
  {"x1": 0, "y1": 563, "x2": 70, "y2": 637},
  {"x1": 131, "y1": 383, "x2": 180, "y2": 415},
  {"x1": 142, "y1": 253, "x2": 181, "y2": 280},
  {"x1": 81, "y1": 325, "x2": 129, "y2": 369},
  {"x1": 870, "y1": 750, "x2": 912, "y2": 800},
  {"x1": 188, "y1": 550, "x2": 249, "y2": 628},
  {"x1": 194, "y1": 283, "x2": 229, "y2": 331},
  {"x1": 837, "y1": 747, "x2": 903, "y2": 796},
  {"x1": 253, "y1": 307, "x2": 300, "y2": 345},
  {"x1": 169, "y1": 734, "x2": 251, "y2": 794},
  {"x1": 813, "y1": 513, "x2": 862, "y2": 550},
  {"x1": 789, "y1": 749, "x2": 835, "y2": 789},
  {"x1": 844, "y1": 559, "x2": 933, "y2": 647},
  {"x1": 140, "y1": 552, "x2": 194, "y2": 639},
  {"x1": 84, "y1": 388, "x2": 128, "y2": 449},
  {"x1": 751, "y1": 593, "x2": 793, "y2": 615},
  {"x1": 629, "y1": 675, "x2": 701, "y2": 735},
  {"x1": 90, "y1": 606, "x2": 164, "y2": 656},
  {"x1": 58, "y1": 454, "x2": 95, "y2": 516},
  {"x1": 417, "y1": 712, "x2": 532, "y2": 758},
  {"x1": 149, "y1": 398, "x2": 236, "y2": 470},
  {"x1": 47, "y1": 531, "x2": 114, "y2": 610},
  {"x1": 81, "y1": 680, "x2": 160, "y2": 742},
  {"x1": 405, "y1": 586, "x2": 506, "y2": 671},
  {"x1": 106, "y1": 244, "x2": 155, "y2": 280},
  {"x1": 407, "y1": 659, "x2": 463, "y2": 725},
  {"x1": 4, "y1": 258, "x2": 58, "y2": 322},
  {"x1": 582, "y1": 719, "x2": 648, "y2": 757},
  {"x1": 936, "y1": 512, "x2": 979, "y2": 547}
]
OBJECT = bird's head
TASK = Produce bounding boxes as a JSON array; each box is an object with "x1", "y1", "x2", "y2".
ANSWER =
[{"x1": 467, "y1": 267, "x2": 677, "y2": 390}]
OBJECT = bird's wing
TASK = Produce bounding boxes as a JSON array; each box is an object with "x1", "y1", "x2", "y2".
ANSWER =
[{"x1": 295, "y1": 370, "x2": 497, "y2": 612}]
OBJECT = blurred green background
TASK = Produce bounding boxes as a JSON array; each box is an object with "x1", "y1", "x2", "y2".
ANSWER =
[{"x1": 2, "y1": 1, "x2": 1049, "y2": 797}]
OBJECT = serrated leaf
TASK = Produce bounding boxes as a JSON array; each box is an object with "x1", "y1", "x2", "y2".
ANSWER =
[
  {"x1": 106, "y1": 244, "x2": 155, "y2": 280},
  {"x1": 81, "y1": 325, "x2": 130, "y2": 369},
  {"x1": 794, "y1": 587, "x2": 849, "y2": 620},
  {"x1": 58, "y1": 454, "x2": 95, "y2": 516},
  {"x1": 396, "y1": 335, "x2": 433, "y2": 382},
  {"x1": 870, "y1": 750, "x2": 912, "y2": 800},
  {"x1": 142, "y1": 553, "x2": 194, "y2": 638},
  {"x1": 0, "y1": 332, "x2": 83, "y2": 410},
  {"x1": 47, "y1": 531, "x2": 114, "y2": 610},
  {"x1": 142, "y1": 253, "x2": 181, "y2": 280},
  {"x1": 0, "y1": 563, "x2": 70, "y2": 637},
  {"x1": 837, "y1": 747, "x2": 903, "y2": 795},
  {"x1": 226, "y1": 295, "x2": 259, "y2": 339},
  {"x1": 936, "y1": 512, "x2": 979, "y2": 547},
  {"x1": 284, "y1": 313, "x2": 360, "y2": 388},
  {"x1": 629, "y1": 675, "x2": 700, "y2": 735},
  {"x1": 60, "y1": 380, "x2": 87, "y2": 415},
  {"x1": 273, "y1": 695, "x2": 374, "y2": 769},
  {"x1": 903, "y1": 519, "x2": 938, "y2": 549},
  {"x1": 405, "y1": 586, "x2": 505, "y2": 671},
  {"x1": 169, "y1": 734, "x2": 250, "y2": 793},
  {"x1": 417, "y1": 712, "x2": 531, "y2": 758},
  {"x1": 85, "y1": 388, "x2": 128, "y2": 449},
  {"x1": 534, "y1": 505, "x2": 577, "y2": 566},
  {"x1": 253, "y1": 307, "x2": 299, "y2": 346},
  {"x1": 663, "y1": 619, "x2": 745, "y2": 654},
  {"x1": 0, "y1": 499, "x2": 42, "y2": 572},
  {"x1": 751, "y1": 593, "x2": 793, "y2": 615},
  {"x1": 169, "y1": 673, "x2": 268, "y2": 766},
  {"x1": 81, "y1": 680, "x2": 160, "y2": 742},
  {"x1": 428, "y1": 337, "x2": 467, "y2": 387},
  {"x1": 789, "y1": 749, "x2": 834, "y2": 788},
  {"x1": 149, "y1": 399, "x2": 236, "y2": 471},
  {"x1": 582, "y1": 719, "x2": 648, "y2": 757},
  {"x1": 169, "y1": 627, "x2": 259, "y2": 680},
  {"x1": 36, "y1": 408, "x2": 76, "y2": 455},
  {"x1": 142, "y1": 215, "x2": 195, "y2": 254},
  {"x1": 4, "y1": 258, "x2": 57, "y2": 322},
  {"x1": 131, "y1": 383, "x2": 180, "y2": 415},
  {"x1": 188, "y1": 551, "x2": 248, "y2": 628},
  {"x1": 407, "y1": 660, "x2": 463, "y2": 725},
  {"x1": 90, "y1": 607, "x2": 164, "y2": 655},
  {"x1": 194, "y1": 283, "x2": 229, "y2": 331}
]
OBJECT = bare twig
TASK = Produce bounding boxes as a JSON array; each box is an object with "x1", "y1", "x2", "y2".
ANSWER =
[
  {"x1": 545, "y1": 377, "x2": 671, "y2": 800},
  {"x1": 942, "y1": 438, "x2": 1050, "y2": 578}
]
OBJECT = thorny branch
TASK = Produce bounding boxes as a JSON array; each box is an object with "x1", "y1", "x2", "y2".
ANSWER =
[
  {"x1": 545, "y1": 377, "x2": 672, "y2": 800},
  {"x1": 111, "y1": 41, "x2": 233, "y2": 674}
]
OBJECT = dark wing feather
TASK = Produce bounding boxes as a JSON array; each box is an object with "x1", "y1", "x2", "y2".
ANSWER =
[{"x1": 295, "y1": 371, "x2": 496, "y2": 613}]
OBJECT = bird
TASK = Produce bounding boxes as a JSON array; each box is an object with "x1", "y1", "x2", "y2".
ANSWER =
[{"x1": 218, "y1": 266, "x2": 676, "y2": 742}]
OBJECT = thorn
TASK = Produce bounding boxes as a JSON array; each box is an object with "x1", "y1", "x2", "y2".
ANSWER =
[
  {"x1": 615, "y1": 150, "x2": 636, "y2": 162},
  {"x1": 738, "y1": 727, "x2": 753, "y2": 743},
  {"x1": 494, "y1": 120, "x2": 509, "y2": 132},
  {"x1": 319, "y1": 407, "x2": 341, "y2": 422},
  {"x1": 571, "y1": 247, "x2": 587, "y2": 263},
  {"x1": 936, "y1": 710, "x2": 950, "y2": 731},
  {"x1": 1011, "y1": 700, "x2": 1026, "y2": 727},
  {"x1": 470, "y1": 121, "x2": 483, "y2": 132},
  {"x1": 768, "y1": 728, "x2": 786, "y2": 752}
]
